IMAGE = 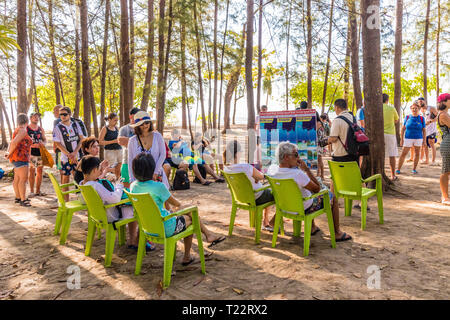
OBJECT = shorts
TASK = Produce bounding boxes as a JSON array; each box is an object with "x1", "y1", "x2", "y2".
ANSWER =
[
  {"x1": 255, "y1": 189, "x2": 274, "y2": 206},
  {"x1": 61, "y1": 161, "x2": 77, "y2": 176},
  {"x1": 12, "y1": 161, "x2": 29, "y2": 168},
  {"x1": 104, "y1": 149, "x2": 122, "y2": 167},
  {"x1": 304, "y1": 191, "x2": 334, "y2": 214},
  {"x1": 164, "y1": 157, "x2": 179, "y2": 169},
  {"x1": 120, "y1": 164, "x2": 130, "y2": 183},
  {"x1": 172, "y1": 216, "x2": 187, "y2": 236},
  {"x1": 404, "y1": 138, "x2": 423, "y2": 148},
  {"x1": 426, "y1": 133, "x2": 437, "y2": 148},
  {"x1": 107, "y1": 205, "x2": 134, "y2": 223},
  {"x1": 30, "y1": 155, "x2": 43, "y2": 168},
  {"x1": 332, "y1": 155, "x2": 359, "y2": 163},
  {"x1": 384, "y1": 133, "x2": 398, "y2": 157}
]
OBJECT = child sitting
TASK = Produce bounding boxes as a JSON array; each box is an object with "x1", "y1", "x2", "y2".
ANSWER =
[
  {"x1": 130, "y1": 152, "x2": 226, "y2": 266},
  {"x1": 80, "y1": 155, "x2": 154, "y2": 251}
]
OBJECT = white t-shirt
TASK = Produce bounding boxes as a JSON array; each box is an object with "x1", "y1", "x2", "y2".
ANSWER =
[
  {"x1": 267, "y1": 165, "x2": 313, "y2": 209},
  {"x1": 424, "y1": 107, "x2": 437, "y2": 136},
  {"x1": 52, "y1": 121, "x2": 85, "y2": 163},
  {"x1": 224, "y1": 163, "x2": 264, "y2": 199}
]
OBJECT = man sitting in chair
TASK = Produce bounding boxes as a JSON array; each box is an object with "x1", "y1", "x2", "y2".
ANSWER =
[{"x1": 267, "y1": 142, "x2": 352, "y2": 242}]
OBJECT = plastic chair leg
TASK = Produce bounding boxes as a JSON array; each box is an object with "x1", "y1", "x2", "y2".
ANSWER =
[
  {"x1": 97, "y1": 226, "x2": 102, "y2": 239},
  {"x1": 134, "y1": 231, "x2": 147, "y2": 275},
  {"x1": 272, "y1": 212, "x2": 282, "y2": 248},
  {"x1": 163, "y1": 241, "x2": 176, "y2": 289},
  {"x1": 85, "y1": 219, "x2": 96, "y2": 256},
  {"x1": 377, "y1": 191, "x2": 384, "y2": 224},
  {"x1": 228, "y1": 204, "x2": 237, "y2": 236},
  {"x1": 54, "y1": 207, "x2": 64, "y2": 235},
  {"x1": 254, "y1": 207, "x2": 263, "y2": 244},
  {"x1": 59, "y1": 211, "x2": 74, "y2": 245},
  {"x1": 345, "y1": 198, "x2": 353, "y2": 216},
  {"x1": 118, "y1": 225, "x2": 126, "y2": 246},
  {"x1": 303, "y1": 218, "x2": 312, "y2": 256},
  {"x1": 249, "y1": 209, "x2": 255, "y2": 228},
  {"x1": 361, "y1": 198, "x2": 368, "y2": 230},
  {"x1": 104, "y1": 225, "x2": 116, "y2": 267},
  {"x1": 293, "y1": 220, "x2": 302, "y2": 237}
]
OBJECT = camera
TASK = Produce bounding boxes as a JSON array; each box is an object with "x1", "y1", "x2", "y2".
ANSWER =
[{"x1": 318, "y1": 137, "x2": 329, "y2": 148}]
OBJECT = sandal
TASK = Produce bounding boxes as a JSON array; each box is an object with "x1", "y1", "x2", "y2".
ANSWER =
[
  {"x1": 441, "y1": 199, "x2": 450, "y2": 206},
  {"x1": 214, "y1": 178, "x2": 225, "y2": 183},
  {"x1": 34, "y1": 192, "x2": 47, "y2": 197},
  {"x1": 201, "y1": 181, "x2": 212, "y2": 186},
  {"x1": 181, "y1": 257, "x2": 195, "y2": 266},
  {"x1": 19, "y1": 200, "x2": 32, "y2": 207},
  {"x1": 336, "y1": 232, "x2": 352, "y2": 242},
  {"x1": 311, "y1": 227, "x2": 321, "y2": 236},
  {"x1": 208, "y1": 236, "x2": 226, "y2": 248}
]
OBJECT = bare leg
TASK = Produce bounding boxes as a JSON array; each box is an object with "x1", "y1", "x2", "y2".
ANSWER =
[
  {"x1": 192, "y1": 165, "x2": 208, "y2": 184},
  {"x1": 389, "y1": 156, "x2": 396, "y2": 179},
  {"x1": 185, "y1": 213, "x2": 222, "y2": 243},
  {"x1": 35, "y1": 166, "x2": 43, "y2": 194},
  {"x1": 127, "y1": 221, "x2": 139, "y2": 246},
  {"x1": 440, "y1": 173, "x2": 449, "y2": 202},
  {"x1": 17, "y1": 166, "x2": 29, "y2": 201},
  {"x1": 413, "y1": 146, "x2": 421, "y2": 171},
  {"x1": 331, "y1": 196, "x2": 349, "y2": 240},
  {"x1": 430, "y1": 139, "x2": 436, "y2": 163},
  {"x1": 163, "y1": 163, "x2": 171, "y2": 180},
  {"x1": 204, "y1": 165, "x2": 221, "y2": 180},
  {"x1": 28, "y1": 165, "x2": 36, "y2": 194},
  {"x1": 115, "y1": 162, "x2": 122, "y2": 180},
  {"x1": 397, "y1": 147, "x2": 410, "y2": 172},
  {"x1": 13, "y1": 168, "x2": 20, "y2": 200}
]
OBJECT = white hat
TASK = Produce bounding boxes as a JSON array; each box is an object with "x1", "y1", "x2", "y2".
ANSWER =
[{"x1": 130, "y1": 111, "x2": 153, "y2": 128}]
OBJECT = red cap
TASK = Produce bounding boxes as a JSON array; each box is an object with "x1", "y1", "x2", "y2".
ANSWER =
[{"x1": 437, "y1": 93, "x2": 450, "y2": 103}]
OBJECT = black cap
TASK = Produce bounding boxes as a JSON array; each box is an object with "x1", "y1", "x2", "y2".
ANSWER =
[
  {"x1": 300, "y1": 101, "x2": 308, "y2": 109},
  {"x1": 130, "y1": 107, "x2": 140, "y2": 115},
  {"x1": 418, "y1": 97, "x2": 425, "y2": 101}
]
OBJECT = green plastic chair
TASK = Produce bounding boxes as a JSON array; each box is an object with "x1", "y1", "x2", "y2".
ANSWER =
[
  {"x1": 221, "y1": 171, "x2": 274, "y2": 244},
  {"x1": 328, "y1": 161, "x2": 384, "y2": 230},
  {"x1": 266, "y1": 175, "x2": 336, "y2": 256},
  {"x1": 48, "y1": 172, "x2": 87, "y2": 245},
  {"x1": 78, "y1": 184, "x2": 136, "y2": 267},
  {"x1": 124, "y1": 190, "x2": 205, "y2": 289}
]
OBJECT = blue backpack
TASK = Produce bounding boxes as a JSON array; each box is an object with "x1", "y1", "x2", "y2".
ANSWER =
[{"x1": 0, "y1": 168, "x2": 4, "y2": 179}]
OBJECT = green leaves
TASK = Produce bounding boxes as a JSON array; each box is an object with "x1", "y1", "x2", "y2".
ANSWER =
[{"x1": 0, "y1": 25, "x2": 21, "y2": 58}]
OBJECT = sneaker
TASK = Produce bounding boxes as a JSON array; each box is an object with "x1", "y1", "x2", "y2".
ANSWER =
[
  {"x1": 395, "y1": 170, "x2": 401, "y2": 174},
  {"x1": 412, "y1": 170, "x2": 418, "y2": 174}
]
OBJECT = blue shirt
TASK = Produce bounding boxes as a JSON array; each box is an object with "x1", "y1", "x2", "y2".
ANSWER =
[
  {"x1": 404, "y1": 115, "x2": 425, "y2": 139},
  {"x1": 356, "y1": 107, "x2": 365, "y2": 122},
  {"x1": 130, "y1": 180, "x2": 176, "y2": 237}
]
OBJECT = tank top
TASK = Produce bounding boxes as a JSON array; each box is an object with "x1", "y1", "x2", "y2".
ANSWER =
[
  {"x1": 104, "y1": 126, "x2": 122, "y2": 150},
  {"x1": 9, "y1": 127, "x2": 32, "y2": 163},
  {"x1": 27, "y1": 125, "x2": 44, "y2": 156}
]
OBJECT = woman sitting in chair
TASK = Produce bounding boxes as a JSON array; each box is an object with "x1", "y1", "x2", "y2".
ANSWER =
[
  {"x1": 267, "y1": 142, "x2": 352, "y2": 242},
  {"x1": 223, "y1": 140, "x2": 275, "y2": 231},
  {"x1": 130, "y1": 152, "x2": 226, "y2": 266}
]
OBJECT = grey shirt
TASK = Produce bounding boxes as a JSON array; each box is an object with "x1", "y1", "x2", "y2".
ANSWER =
[{"x1": 118, "y1": 124, "x2": 135, "y2": 164}]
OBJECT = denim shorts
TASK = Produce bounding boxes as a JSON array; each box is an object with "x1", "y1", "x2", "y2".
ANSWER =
[{"x1": 12, "y1": 161, "x2": 29, "y2": 168}]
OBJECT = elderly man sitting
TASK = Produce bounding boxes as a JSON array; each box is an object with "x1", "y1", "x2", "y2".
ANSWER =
[{"x1": 267, "y1": 142, "x2": 352, "y2": 242}]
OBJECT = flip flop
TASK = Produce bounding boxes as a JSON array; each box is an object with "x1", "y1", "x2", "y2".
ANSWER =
[
  {"x1": 391, "y1": 176, "x2": 399, "y2": 181},
  {"x1": 181, "y1": 257, "x2": 195, "y2": 266},
  {"x1": 336, "y1": 232, "x2": 352, "y2": 242},
  {"x1": 311, "y1": 227, "x2": 321, "y2": 236},
  {"x1": 201, "y1": 181, "x2": 212, "y2": 186},
  {"x1": 441, "y1": 199, "x2": 450, "y2": 206},
  {"x1": 35, "y1": 192, "x2": 47, "y2": 197},
  {"x1": 208, "y1": 236, "x2": 226, "y2": 248},
  {"x1": 214, "y1": 178, "x2": 225, "y2": 183}
]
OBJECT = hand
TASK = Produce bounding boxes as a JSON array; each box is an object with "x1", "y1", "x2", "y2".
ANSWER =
[
  {"x1": 4, "y1": 152, "x2": 9, "y2": 159},
  {"x1": 100, "y1": 160, "x2": 109, "y2": 171},
  {"x1": 68, "y1": 152, "x2": 77, "y2": 163},
  {"x1": 400, "y1": 139, "x2": 404, "y2": 147},
  {"x1": 297, "y1": 158, "x2": 308, "y2": 171},
  {"x1": 423, "y1": 139, "x2": 426, "y2": 146}
]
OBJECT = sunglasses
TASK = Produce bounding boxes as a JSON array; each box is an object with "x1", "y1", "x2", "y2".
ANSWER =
[
  {"x1": 140, "y1": 121, "x2": 151, "y2": 126},
  {"x1": 59, "y1": 113, "x2": 69, "y2": 117},
  {"x1": 291, "y1": 152, "x2": 299, "y2": 158}
]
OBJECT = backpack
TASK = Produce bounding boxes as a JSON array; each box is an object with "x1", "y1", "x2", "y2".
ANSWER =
[
  {"x1": 405, "y1": 115, "x2": 425, "y2": 126},
  {"x1": 73, "y1": 118, "x2": 88, "y2": 137},
  {"x1": 337, "y1": 114, "x2": 370, "y2": 157},
  {"x1": 193, "y1": 164, "x2": 207, "y2": 184},
  {"x1": 172, "y1": 169, "x2": 190, "y2": 190},
  {"x1": 98, "y1": 179, "x2": 130, "y2": 203}
]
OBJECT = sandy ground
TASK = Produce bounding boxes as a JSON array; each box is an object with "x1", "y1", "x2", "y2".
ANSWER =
[{"x1": 0, "y1": 127, "x2": 449, "y2": 300}]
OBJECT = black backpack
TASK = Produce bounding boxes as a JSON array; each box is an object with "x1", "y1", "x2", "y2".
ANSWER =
[
  {"x1": 193, "y1": 164, "x2": 207, "y2": 184},
  {"x1": 337, "y1": 114, "x2": 370, "y2": 157},
  {"x1": 172, "y1": 169, "x2": 190, "y2": 190}
]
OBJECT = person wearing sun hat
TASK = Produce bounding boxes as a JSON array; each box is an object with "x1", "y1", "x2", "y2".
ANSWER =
[
  {"x1": 127, "y1": 110, "x2": 170, "y2": 189},
  {"x1": 437, "y1": 93, "x2": 450, "y2": 205},
  {"x1": 118, "y1": 107, "x2": 141, "y2": 188}
]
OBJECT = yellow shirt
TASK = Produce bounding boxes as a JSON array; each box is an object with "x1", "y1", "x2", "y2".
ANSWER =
[{"x1": 383, "y1": 104, "x2": 399, "y2": 135}]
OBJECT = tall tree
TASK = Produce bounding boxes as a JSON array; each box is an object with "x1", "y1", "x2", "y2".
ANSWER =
[
  {"x1": 100, "y1": 0, "x2": 111, "y2": 133},
  {"x1": 245, "y1": 0, "x2": 255, "y2": 129},
  {"x1": 120, "y1": 0, "x2": 132, "y2": 124},
  {"x1": 285, "y1": 2, "x2": 292, "y2": 110},
  {"x1": 343, "y1": 15, "x2": 351, "y2": 105},
  {"x1": 193, "y1": 0, "x2": 207, "y2": 133},
  {"x1": 140, "y1": 0, "x2": 155, "y2": 111},
  {"x1": 436, "y1": 0, "x2": 440, "y2": 101},
  {"x1": 73, "y1": 2, "x2": 81, "y2": 118},
  {"x1": 393, "y1": 0, "x2": 403, "y2": 143},
  {"x1": 306, "y1": 0, "x2": 312, "y2": 108},
  {"x1": 212, "y1": 0, "x2": 218, "y2": 128},
  {"x1": 256, "y1": 0, "x2": 263, "y2": 114},
  {"x1": 155, "y1": 0, "x2": 166, "y2": 132},
  {"x1": 79, "y1": 0, "x2": 92, "y2": 134},
  {"x1": 361, "y1": 0, "x2": 387, "y2": 184},
  {"x1": 28, "y1": 0, "x2": 39, "y2": 116},
  {"x1": 180, "y1": 21, "x2": 188, "y2": 130},
  {"x1": 129, "y1": 0, "x2": 135, "y2": 104},
  {"x1": 349, "y1": 0, "x2": 362, "y2": 109},
  {"x1": 423, "y1": 0, "x2": 431, "y2": 101},
  {"x1": 17, "y1": 0, "x2": 27, "y2": 115},
  {"x1": 217, "y1": 0, "x2": 230, "y2": 133},
  {"x1": 161, "y1": 0, "x2": 173, "y2": 117},
  {"x1": 0, "y1": 93, "x2": 9, "y2": 149},
  {"x1": 321, "y1": 0, "x2": 334, "y2": 114}
]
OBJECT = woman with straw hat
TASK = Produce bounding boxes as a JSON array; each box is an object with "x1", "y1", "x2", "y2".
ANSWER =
[{"x1": 127, "y1": 111, "x2": 170, "y2": 189}]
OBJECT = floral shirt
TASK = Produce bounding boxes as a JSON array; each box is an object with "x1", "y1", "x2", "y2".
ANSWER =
[{"x1": 9, "y1": 127, "x2": 32, "y2": 162}]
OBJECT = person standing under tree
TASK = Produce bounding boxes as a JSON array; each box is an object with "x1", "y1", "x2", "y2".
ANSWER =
[
  {"x1": 99, "y1": 113, "x2": 122, "y2": 179},
  {"x1": 382, "y1": 93, "x2": 400, "y2": 181},
  {"x1": 27, "y1": 112, "x2": 47, "y2": 196},
  {"x1": 418, "y1": 98, "x2": 438, "y2": 165},
  {"x1": 118, "y1": 107, "x2": 141, "y2": 188},
  {"x1": 436, "y1": 93, "x2": 450, "y2": 205},
  {"x1": 52, "y1": 107, "x2": 85, "y2": 201}
]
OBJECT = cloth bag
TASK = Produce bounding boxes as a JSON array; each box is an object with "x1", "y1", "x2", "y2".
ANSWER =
[{"x1": 39, "y1": 145, "x2": 55, "y2": 168}]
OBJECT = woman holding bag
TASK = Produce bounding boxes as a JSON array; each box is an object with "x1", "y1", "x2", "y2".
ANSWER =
[
  {"x1": 5, "y1": 113, "x2": 33, "y2": 207},
  {"x1": 27, "y1": 112, "x2": 47, "y2": 197}
]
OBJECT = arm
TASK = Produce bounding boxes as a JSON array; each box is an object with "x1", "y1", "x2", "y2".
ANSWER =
[
  {"x1": 440, "y1": 112, "x2": 450, "y2": 127},
  {"x1": 128, "y1": 137, "x2": 136, "y2": 183},
  {"x1": 7, "y1": 128, "x2": 28, "y2": 155},
  {"x1": 400, "y1": 125, "x2": 406, "y2": 146},
  {"x1": 427, "y1": 107, "x2": 438, "y2": 124},
  {"x1": 166, "y1": 195, "x2": 181, "y2": 208},
  {"x1": 297, "y1": 159, "x2": 321, "y2": 193},
  {"x1": 118, "y1": 136, "x2": 129, "y2": 147},
  {"x1": 328, "y1": 136, "x2": 339, "y2": 144},
  {"x1": 94, "y1": 182, "x2": 123, "y2": 204},
  {"x1": 252, "y1": 167, "x2": 265, "y2": 182},
  {"x1": 154, "y1": 133, "x2": 166, "y2": 175},
  {"x1": 360, "y1": 119, "x2": 365, "y2": 129},
  {"x1": 422, "y1": 128, "x2": 427, "y2": 145},
  {"x1": 98, "y1": 127, "x2": 108, "y2": 146}
]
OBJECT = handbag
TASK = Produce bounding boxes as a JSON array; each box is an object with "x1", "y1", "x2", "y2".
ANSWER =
[{"x1": 39, "y1": 145, "x2": 55, "y2": 168}]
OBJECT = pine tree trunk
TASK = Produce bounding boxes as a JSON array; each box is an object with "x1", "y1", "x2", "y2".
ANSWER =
[
  {"x1": 129, "y1": 0, "x2": 135, "y2": 105},
  {"x1": 285, "y1": 2, "x2": 291, "y2": 111},
  {"x1": 423, "y1": 0, "x2": 431, "y2": 102},
  {"x1": 140, "y1": 0, "x2": 155, "y2": 111},
  {"x1": 361, "y1": 0, "x2": 388, "y2": 185},
  {"x1": 17, "y1": 0, "x2": 28, "y2": 115},
  {"x1": 100, "y1": 0, "x2": 111, "y2": 134},
  {"x1": 155, "y1": 0, "x2": 166, "y2": 133},
  {"x1": 74, "y1": 3, "x2": 81, "y2": 118},
  {"x1": 6, "y1": 61, "x2": 16, "y2": 128},
  {"x1": 245, "y1": 0, "x2": 255, "y2": 129},
  {"x1": 180, "y1": 22, "x2": 188, "y2": 130},
  {"x1": 436, "y1": 0, "x2": 440, "y2": 102},
  {"x1": 321, "y1": 0, "x2": 334, "y2": 114},
  {"x1": 306, "y1": 0, "x2": 312, "y2": 108},
  {"x1": 120, "y1": 0, "x2": 132, "y2": 125},
  {"x1": 199, "y1": 10, "x2": 212, "y2": 130},
  {"x1": 161, "y1": 0, "x2": 173, "y2": 119},
  {"x1": 79, "y1": 0, "x2": 92, "y2": 134},
  {"x1": 48, "y1": 0, "x2": 61, "y2": 105},
  {"x1": 193, "y1": 0, "x2": 207, "y2": 133},
  {"x1": 217, "y1": 0, "x2": 230, "y2": 132},
  {"x1": 213, "y1": 0, "x2": 218, "y2": 128},
  {"x1": 394, "y1": 0, "x2": 403, "y2": 144},
  {"x1": 0, "y1": 93, "x2": 9, "y2": 149},
  {"x1": 344, "y1": 14, "x2": 351, "y2": 105},
  {"x1": 28, "y1": 0, "x2": 39, "y2": 116},
  {"x1": 349, "y1": 0, "x2": 362, "y2": 109}
]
